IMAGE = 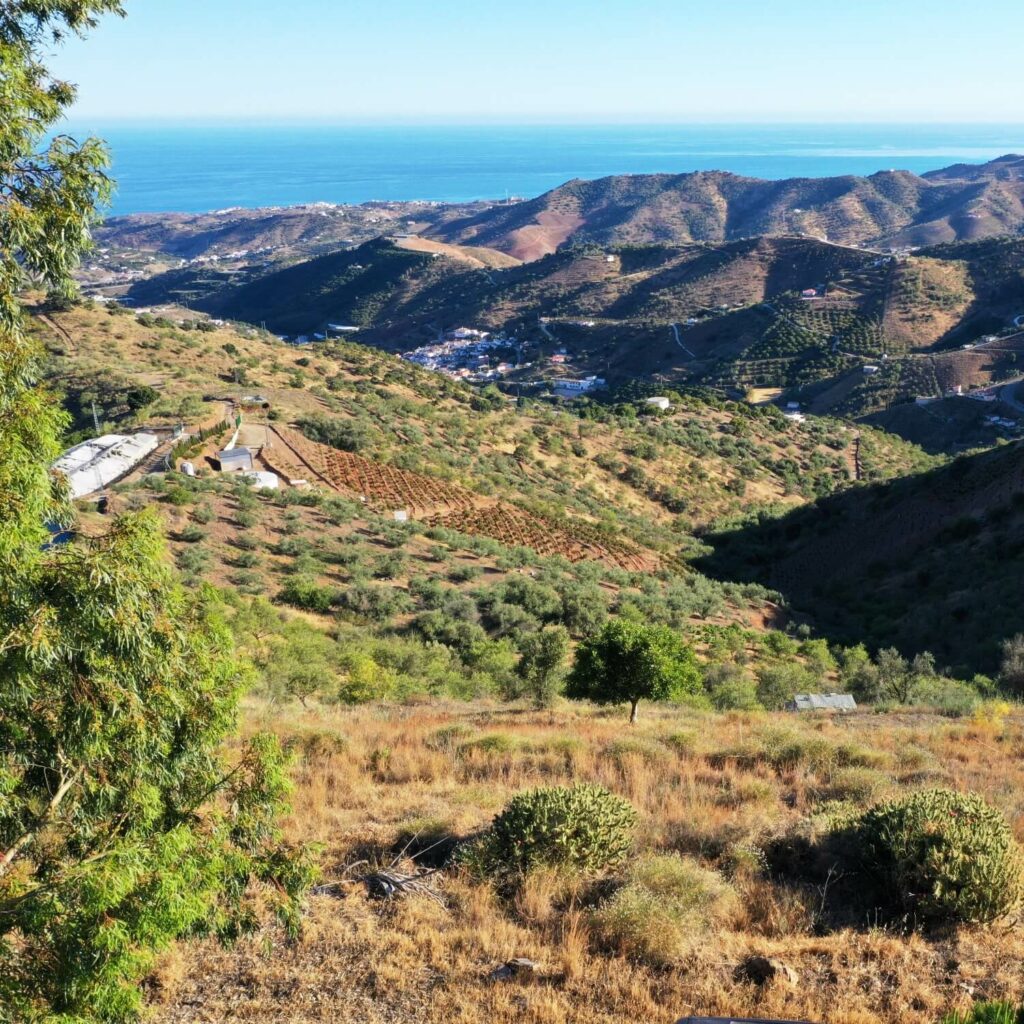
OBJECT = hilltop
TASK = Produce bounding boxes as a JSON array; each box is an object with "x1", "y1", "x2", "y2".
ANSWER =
[{"x1": 89, "y1": 156, "x2": 1024, "y2": 277}]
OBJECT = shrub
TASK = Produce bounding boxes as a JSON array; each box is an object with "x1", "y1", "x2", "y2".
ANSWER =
[
  {"x1": 458, "y1": 733, "x2": 518, "y2": 757},
  {"x1": 591, "y1": 854, "x2": 736, "y2": 965},
  {"x1": 468, "y1": 784, "x2": 636, "y2": 877},
  {"x1": 426, "y1": 722, "x2": 476, "y2": 751},
  {"x1": 856, "y1": 788, "x2": 1024, "y2": 925},
  {"x1": 820, "y1": 766, "x2": 890, "y2": 805},
  {"x1": 602, "y1": 736, "x2": 669, "y2": 767},
  {"x1": 278, "y1": 576, "x2": 336, "y2": 614},
  {"x1": 944, "y1": 1003, "x2": 1024, "y2": 1024}
]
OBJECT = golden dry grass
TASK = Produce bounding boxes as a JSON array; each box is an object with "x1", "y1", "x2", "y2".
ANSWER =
[{"x1": 147, "y1": 701, "x2": 1024, "y2": 1024}]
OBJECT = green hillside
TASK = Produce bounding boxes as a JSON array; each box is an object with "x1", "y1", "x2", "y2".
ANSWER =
[{"x1": 699, "y1": 439, "x2": 1024, "y2": 674}]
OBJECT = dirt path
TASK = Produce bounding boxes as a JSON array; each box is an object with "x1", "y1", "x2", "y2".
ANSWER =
[{"x1": 37, "y1": 312, "x2": 77, "y2": 355}]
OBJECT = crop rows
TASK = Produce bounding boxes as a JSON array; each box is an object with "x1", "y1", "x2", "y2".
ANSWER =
[
  {"x1": 271, "y1": 426, "x2": 477, "y2": 515},
  {"x1": 432, "y1": 503, "x2": 657, "y2": 572}
]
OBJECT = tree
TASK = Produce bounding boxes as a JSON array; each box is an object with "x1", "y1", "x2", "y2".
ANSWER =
[
  {"x1": 517, "y1": 625, "x2": 570, "y2": 708},
  {"x1": 876, "y1": 647, "x2": 917, "y2": 704},
  {"x1": 565, "y1": 620, "x2": 701, "y2": 722},
  {"x1": 999, "y1": 634, "x2": 1024, "y2": 695},
  {"x1": 0, "y1": 7, "x2": 313, "y2": 1020}
]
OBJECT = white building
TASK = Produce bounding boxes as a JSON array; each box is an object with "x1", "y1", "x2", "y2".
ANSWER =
[
  {"x1": 53, "y1": 433, "x2": 159, "y2": 499},
  {"x1": 645, "y1": 396, "x2": 672, "y2": 411}
]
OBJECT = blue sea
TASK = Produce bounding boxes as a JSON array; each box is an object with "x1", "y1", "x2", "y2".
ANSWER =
[{"x1": 57, "y1": 121, "x2": 1024, "y2": 217}]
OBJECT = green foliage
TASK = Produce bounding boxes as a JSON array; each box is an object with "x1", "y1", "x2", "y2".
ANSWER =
[
  {"x1": 944, "y1": 1003, "x2": 1024, "y2": 1024},
  {"x1": 516, "y1": 625, "x2": 570, "y2": 708},
  {"x1": 565, "y1": 619, "x2": 702, "y2": 721},
  {"x1": 856, "y1": 788, "x2": 1024, "y2": 926},
  {"x1": 0, "y1": 12, "x2": 313, "y2": 1019},
  {"x1": 467, "y1": 783, "x2": 637, "y2": 877},
  {"x1": 278, "y1": 575, "x2": 336, "y2": 614},
  {"x1": 0, "y1": 514, "x2": 314, "y2": 1022}
]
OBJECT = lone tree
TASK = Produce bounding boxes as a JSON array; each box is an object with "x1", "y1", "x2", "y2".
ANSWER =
[
  {"x1": 565, "y1": 620, "x2": 702, "y2": 722},
  {"x1": 0, "y1": 5, "x2": 313, "y2": 1022}
]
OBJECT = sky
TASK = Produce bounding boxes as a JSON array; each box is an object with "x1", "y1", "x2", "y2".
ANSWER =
[{"x1": 51, "y1": 0, "x2": 1024, "y2": 123}]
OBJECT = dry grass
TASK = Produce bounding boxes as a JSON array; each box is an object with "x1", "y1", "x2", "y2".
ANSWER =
[{"x1": 147, "y1": 702, "x2": 1024, "y2": 1023}]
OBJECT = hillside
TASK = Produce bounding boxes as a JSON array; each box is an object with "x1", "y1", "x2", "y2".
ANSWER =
[
  {"x1": 88, "y1": 157, "x2": 1024, "y2": 287},
  {"x1": 33, "y1": 298, "x2": 938, "y2": 644},
  {"x1": 136, "y1": 228, "x2": 1024, "y2": 450},
  {"x1": 93, "y1": 199, "x2": 496, "y2": 260},
  {"x1": 429, "y1": 157, "x2": 1024, "y2": 259},
  {"x1": 699, "y1": 439, "x2": 1024, "y2": 674}
]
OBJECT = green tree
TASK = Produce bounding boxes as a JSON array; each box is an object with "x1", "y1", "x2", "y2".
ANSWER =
[
  {"x1": 876, "y1": 647, "x2": 917, "y2": 704},
  {"x1": 0, "y1": 7, "x2": 313, "y2": 1020},
  {"x1": 999, "y1": 634, "x2": 1024, "y2": 695},
  {"x1": 517, "y1": 625, "x2": 570, "y2": 708},
  {"x1": 565, "y1": 620, "x2": 701, "y2": 722}
]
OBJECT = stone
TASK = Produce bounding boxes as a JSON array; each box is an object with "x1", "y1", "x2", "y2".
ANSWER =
[
  {"x1": 488, "y1": 958, "x2": 539, "y2": 982},
  {"x1": 736, "y1": 955, "x2": 799, "y2": 986}
]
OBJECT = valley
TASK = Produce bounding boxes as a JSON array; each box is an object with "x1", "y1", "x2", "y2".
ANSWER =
[{"x1": 27, "y1": 152, "x2": 1024, "y2": 1024}]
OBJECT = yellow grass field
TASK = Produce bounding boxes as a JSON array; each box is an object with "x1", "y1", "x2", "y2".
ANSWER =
[{"x1": 147, "y1": 701, "x2": 1024, "y2": 1024}]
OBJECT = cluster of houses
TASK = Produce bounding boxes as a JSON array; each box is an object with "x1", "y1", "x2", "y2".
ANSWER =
[{"x1": 401, "y1": 328, "x2": 520, "y2": 380}]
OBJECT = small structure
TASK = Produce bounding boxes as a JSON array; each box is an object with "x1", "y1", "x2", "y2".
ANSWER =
[
  {"x1": 862, "y1": 365, "x2": 880, "y2": 375},
  {"x1": 787, "y1": 693, "x2": 857, "y2": 713},
  {"x1": 393, "y1": 510, "x2": 409, "y2": 522},
  {"x1": 241, "y1": 471, "x2": 279, "y2": 490},
  {"x1": 645, "y1": 396, "x2": 672, "y2": 411},
  {"x1": 800, "y1": 288, "x2": 819, "y2": 299},
  {"x1": 217, "y1": 447, "x2": 254, "y2": 473}
]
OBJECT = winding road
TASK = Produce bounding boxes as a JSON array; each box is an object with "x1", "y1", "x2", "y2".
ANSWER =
[{"x1": 670, "y1": 323, "x2": 696, "y2": 359}]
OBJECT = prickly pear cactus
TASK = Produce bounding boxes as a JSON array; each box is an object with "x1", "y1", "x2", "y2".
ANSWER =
[
  {"x1": 858, "y1": 787, "x2": 1024, "y2": 925},
  {"x1": 470, "y1": 783, "x2": 637, "y2": 876}
]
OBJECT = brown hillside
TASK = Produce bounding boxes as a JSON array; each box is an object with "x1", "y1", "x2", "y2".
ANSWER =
[{"x1": 430, "y1": 158, "x2": 1024, "y2": 258}]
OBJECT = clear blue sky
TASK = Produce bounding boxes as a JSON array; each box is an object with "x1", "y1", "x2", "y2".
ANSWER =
[{"x1": 51, "y1": 0, "x2": 1024, "y2": 122}]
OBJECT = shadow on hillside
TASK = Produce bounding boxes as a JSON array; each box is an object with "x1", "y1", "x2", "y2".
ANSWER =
[{"x1": 695, "y1": 441, "x2": 1024, "y2": 674}]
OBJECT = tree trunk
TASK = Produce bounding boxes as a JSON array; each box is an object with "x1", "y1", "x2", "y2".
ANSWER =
[{"x1": 629, "y1": 700, "x2": 639, "y2": 724}]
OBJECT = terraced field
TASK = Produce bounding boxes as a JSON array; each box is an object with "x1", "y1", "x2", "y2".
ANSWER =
[
  {"x1": 432, "y1": 503, "x2": 657, "y2": 572},
  {"x1": 270, "y1": 425, "x2": 477, "y2": 516},
  {"x1": 266, "y1": 425, "x2": 658, "y2": 571}
]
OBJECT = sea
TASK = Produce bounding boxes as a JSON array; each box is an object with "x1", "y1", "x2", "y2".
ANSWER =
[{"x1": 57, "y1": 121, "x2": 1024, "y2": 217}]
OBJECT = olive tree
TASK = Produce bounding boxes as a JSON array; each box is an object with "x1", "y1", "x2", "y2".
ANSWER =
[{"x1": 517, "y1": 625, "x2": 570, "y2": 708}]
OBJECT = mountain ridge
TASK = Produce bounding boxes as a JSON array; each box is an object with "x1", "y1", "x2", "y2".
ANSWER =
[{"x1": 429, "y1": 156, "x2": 1024, "y2": 258}]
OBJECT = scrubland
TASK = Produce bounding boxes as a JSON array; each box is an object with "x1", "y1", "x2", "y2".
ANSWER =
[{"x1": 149, "y1": 701, "x2": 1024, "y2": 1024}]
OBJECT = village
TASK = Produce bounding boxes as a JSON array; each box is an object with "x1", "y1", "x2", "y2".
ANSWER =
[{"x1": 399, "y1": 326, "x2": 608, "y2": 394}]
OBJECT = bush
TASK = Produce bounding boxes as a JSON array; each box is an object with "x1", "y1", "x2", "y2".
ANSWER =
[
  {"x1": 278, "y1": 576, "x2": 336, "y2": 614},
  {"x1": 602, "y1": 736, "x2": 669, "y2": 767},
  {"x1": 856, "y1": 788, "x2": 1024, "y2": 925},
  {"x1": 944, "y1": 1004, "x2": 1024, "y2": 1024},
  {"x1": 591, "y1": 854, "x2": 736, "y2": 965},
  {"x1": 467, "y1": 784, "x2": 636, "y2": 877}
]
